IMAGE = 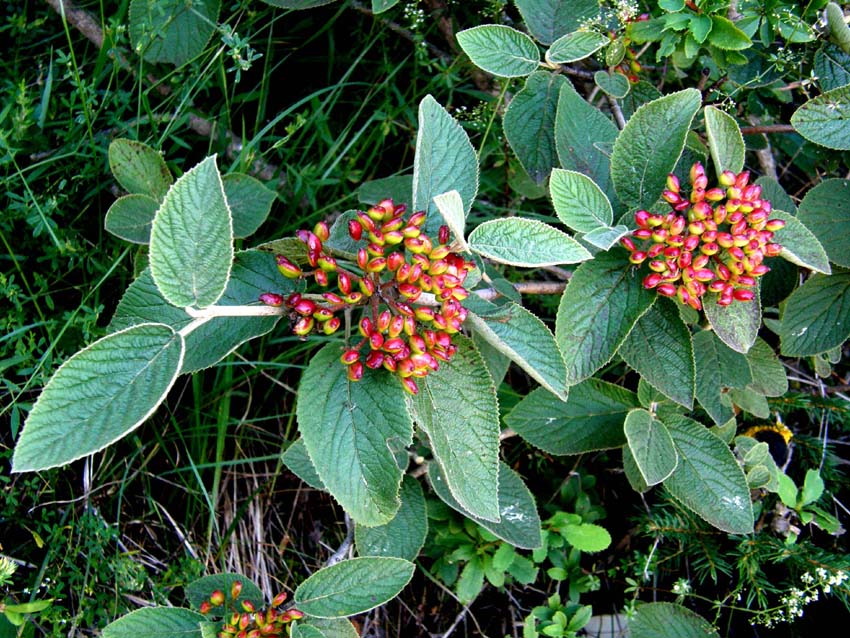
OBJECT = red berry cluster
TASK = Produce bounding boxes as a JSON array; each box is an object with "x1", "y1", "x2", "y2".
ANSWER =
[
  {"x1": 620, "y1": 162, "x2": 785, "y2": 311},
  {"x1": 261, "y1": 199, "x2": 475, "y2": 395},
  {"x1": 198, "y1": 581, "x2": 303, "y2": 638}
]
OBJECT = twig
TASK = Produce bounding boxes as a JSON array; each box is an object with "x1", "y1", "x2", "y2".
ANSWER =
[
  {"x1": 324, "y1": 513, "x2": 354, "y2": 566},
  {"x1": 746, "y1": 115, "x2": 779, "y2": 181},
  {"x1": 608, "y1": 95, "x2": 627, "y2": 130},
  {"x1": 350, "y1": 0, "x2": 452, "y2": 64},
  {"x1": 45, "y1": 0, "x2": 103, "y2": 48},
  {"x1": 739, "y1": 124, "x2": 796, "y2": 135}
]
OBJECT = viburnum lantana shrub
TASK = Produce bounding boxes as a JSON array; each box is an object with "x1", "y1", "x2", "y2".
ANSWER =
[{"x1": 11, "y1": 1, "x2": 850, "y2": 634}]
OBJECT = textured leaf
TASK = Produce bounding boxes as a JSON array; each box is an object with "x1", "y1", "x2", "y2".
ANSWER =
[
  {"x1": 413, "y1": 96, "x2": 479, "y2": 235},
  {"x1": 770, "y1": 210, "x2": 831, "y2": 274},
  {"x1": 555, "y1": 82, "x2": 619, "y2": 204},
  {"x1": 282, "y1": 439, "x2": 326, "y2": 490},
  {"x1": 504, "y1": 71, "x2": 566, "y2": 183},
  {"x1": 129, "y1": 0, "x2": 220, "y2": 66},
  {"x1": 630, "y1": 603, "x2": 719, "y2": 638},
  {"x1": 456, "y1": 25, "x2": 540, "y2": 78},
  {"x1": 815, "y1": 43, "x2": 850, "y2": 91},
  {"x1": 370, "y1": 0, "x2": 398, "y2": 13},
  {"x1": 357, "y1": 175, "x2": 412, "y2": 207},
  {"x1": 755, "y1": 177, "x2": 796, "y2": 215},
  {"x1": 108, "y1": 138, "x2": 173, "y2": 201},
  {"x1": 663, "y1": 414, "x2": 754, "y2": 534},
  {"x1": 355, "y1": 476, "x2": 427, "y2": 561},
  {"x1": 295, "y1": 558, "x2": 414, "y2": 618},
  {"x1": 619, "y1": 298, "x2": 695, "y2": 409},
  {"x1": 301, "y1": 619, "x2": 359, "y2": 638},
  {"x1": 797, "y1": 179, "x2": 850, "y2": 267},
  {"x1": 468, "y1": 218, "x2": 590, "y2": 267},
  {"x1": 104, "y1": 194, "x2": 159, "y2": 244},
  {"x1": 433, "y1": 190, "x2": 467, "y2": 249},
  {"x1": 704, "y1": 106, "x2": 744, "y2": 175},
  {"x1": 12, "y1": 324, "x2": 183, "y2": 473},
  {"x1": 549, "y1": 168, "x2": 613, "y2": 233},
  {"x1": 185, "y1": 574, "x2": 264, "y2": 613},
  {"x1": 779, "y1": 272, "x2": 850, "y2": 356},
  {"x1": 581, "y1": 225, "x2": 631, "y2": 250},
  {"x1": 262, "y1": 1, "x2": 337, "y2": 8},
  {"x1": 292, "y1": 625, "x2": 326, "y2": 638},
  {"x1": 555, "y1": 250, "x2": 656, "y2": 385},
  {"x1": 693, "y1": 330, "x2": 752, "y2": 425},
  {"x1": 703, "y1": 289, "x2": 760, "y2": 354},
  {"x1": 624, "y1": 409, "x2": 677, "y2": 486},
  {"x1": 546, "y1": 30, "x2": 609, "y2": 64},
  {"x1": 103, "y1": 607, "x2": 204, "y2": 638},
  {"x1": 505, "y1": 380, "x2": 637, "y2": 455},
  {"x1": 514, "y1": 0, "x2": 599, "y2": 45},
  {"x1": 745, "y1": 338, "x2": 788, "y2": 397},
  {"x1": 109, "y1": 251, "x2": 285, "y2": 373},
  {"x1": 791, "y1": 85, "x2": 850, "y2": 150},
  {"x1": 223, "y1": 173, "x2": 276, "y2": 238},
  {"x1": 409, "y1": 336, "x2": 500, "y2": 522},
  {"x1": 623, "y1": 444, "x2": 649, "y2": 493},
  {"x1": 728, "y1": 387, "x2": 770, "y2": 419},
  {"x1": 562, "y1": 523, "x2": 611, "y2": 552},
  {"x1": 707, "y1": 15, "x2": 751, "y2": 50},
  {"x1": 466, "y1": 300, "x2": 568, "y2": 400},
  {"x1": 611, "y1": 89, "x2": 701, "y2": 210},
  {"x1": 430, "y1": 461, "x2": 542, "y2": 550},
  {"x1": 297, "y1": 345, "x2": 413, "y2": 526},
  {"x1": 593, "y1": 71, "x2": 630, "y2": 98},
  {"x1": 150, "y1": 155, "x2": 233, "y2": 309}
]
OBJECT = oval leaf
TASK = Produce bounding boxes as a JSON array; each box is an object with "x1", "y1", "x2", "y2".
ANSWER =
[
  {"x1": 593, "y1": 70, "x2": 630, "y2": 98},
  {"x1": 456, "y1": 25, "x2": 540, "y2": 78},
  {"x1": 797, "y1": 179, "x2": 850, "y2": 267},
  {"x1": 611, "y1": 89, "x2": 701, "y2": 210},
  {"x1": 514, "y1": 0, "x2": 600, "y2": 46},
  {"x1": 130, "y1": 0, "x2": 220, "y2": 66},
  {"x1": 108, "y1": 138, "x2": 173, "y2": 201},
  {"x1": 624, "y1": 409, "x2": 677, "y2": 486},
  {"x1": 294, "y1": 557, "x2": 414, "y2": 618},
  {"x1": 770, "y1": 210, "x2": 831, "y2": 274},
  {"x1": 703, "y1": 287, "x2": 760, "y2": 354},
  {"x1": 12, "y1": 323, "x2": 184, "y2": 472},
  {"x1": 630, "y1": 603, "x2": 719, "y2": 638},
  {"x1": 791, "y1": 84, "x2": 850, "y2": 150},
  {"x1": 223, "y1": 173, "x2": 277, "y2": 238},
  {"x1": 433, "y1": 190, "x2": 467, "y2": 250},
  {"x1": 745, "y1": 338, "x2": 788, "y2": 398},
  {"x1": 779, "y1": 272, "x2": 850, "y2": 356},
  {"x1": 468, "y1": 218, "x2": 590, "y2": 267},
  {"x1": 662, "y1": 414, "x2": 754, "y2": 534},
  {"x1": 281, "y1": 439, "x2": 326, "y2": 491},
  {"x1": 296, "y1": 344, "x2": 413, "y2": 526},
  {"x1": 150, "y1": 155, "x2": 234, "y2": 309},
  {"x1": 105, "y1": 193, "x2": 159, "y2": 244},
  {"x1": 430, "y1": 461, "x2": 543, "y2": 550},
  {"x1": 704, "y1": 106, "x2": 744, "y2": 175},
  {"x1": 562, "y1": 523, "x2": 612, "y2": 552},
  {"x1": 693, "y1": 330, "x2": 752, "y2": 426},
  {"x1": 355, "y1": 476, "x2": 427, "y2": 561},
  {"x1": 550, "y1": 168, "x2": 613, "y2": 233},
  {"x1": 103, "y1": 607, "x2": 204, "y2": 638},
  {"x1": 409, "y1": 336, "x2": 500, "y2": 522},
  {"x1": 546, "y1": 30, "x2": 609, "y2": 64}
]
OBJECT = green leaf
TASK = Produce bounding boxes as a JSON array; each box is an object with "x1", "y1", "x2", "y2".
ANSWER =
[
  {"x1": 109, "y1": 251, "x2": 284, "y2": 374},
  {"x1": 624, "y1": 409, "x2": 678, "y2": 486},
  {"x1": 150, "y1": 155, "x2": 233, "y2": 309},
  {"x1": 357, "y1": 175, "x2": 412, "y2": 208},
  {"x1": 355, "y1": 476, "x2": 427, "y2": 561},
  {"x1": 296, "y1": 344, "x2": 413, "y2": 526},
  {"x1": 468, "y1": 218, "x2": 590, "y2": 267},
  {"x1": 797, "y1": 179, "x2": 850, "y2": 267},
  {"x1": 777, "y1": 472, "x2": 799, "y2": 508},
  {"x1": 546, "y1": 31, "x2": 609, "y2": 64},
  {"x1": 505, "y1": 380, "x2": 637, "y2": 455},
  {"x1": 302, "y1": 619, "x2": 359, "y2": 638},
  {"x1": 370, "y1": 0, "x2": 398, "y2": 13},
  {"x1": 504, "y1": 71, "x2": 566, "y2": 183},
  {"x1": 223, "y1": 173, "x2": 276, "y2": 238},
  {"x1": 791, "y1": 85, "x2": 850, "y2": 150},
  {"x1": 745, "y1": 338, "x2": 788, "y2": 397},
  {"x1": 466, "y1": 299, "x2": 568, "y2": 400},
  {"x1": 703, "y1": 288, "x2": 760, "y2": 354},
  {"x1": 704, "y1": 106, "x2": 744, "y2": 175},
  {"x1": 769, "y1": 210, "x2": 831, "y2": 274},
  {"x1": 108, "y1": 138, "x2": 173, "y2": 201},
  {"x1": 611, "y1": 89, "x2": 701, "y2": 210},
  {"x1": 827, "y1": 2, "x2": 850, "y2": 52},
  {"x1": 549, "y1": 168, "x2": 613, "y2": 233},
  {"x1": 102, "y1": 607, "x2": 205, "y2": 638},
  {"x1": 104, "y1": 194, "x2": 160, "y2": 244},
  {"x1": 593, "y1": 71, "x2": 630, "y2": 99},
  {"x1": 129, "y1": 0, "x2": 220, "y2": 66},
  {"x1": 755, "y1": 177, "x2": 797, "y2": 215},
  {"x1": 433, "y1": 190, "x2": 467, "y2": 250},
  {"x1": 623, "y1": 445, "x2": 650, "y2": 493},
  {"x1": 456, "y1": 559, "x2": 486, "y2": 604},
  {"x1": 728, "y1": 388, "x2": 770, "y2": 419},
  {"x1": 707, "y1": 15, "x2": 752, "y2": 50},
  {"x1": 282, "y1": 439, "x2": 326, "y2": 491},
  {"x1": 562, "y1": 523, "x2": 612, "y2": 552},
  {"x1": 514, "y1": 0, "x2": 600, "y2": 46},
  {"x1": 456, "y1": 25, "x2": 540, "y2": 77},
  {"x1": 12, "y1": 324, "x2": 183, "y2": 473},
  {"x1": 619, "y1": 298, "x2": 695, "y2": 409},
  {"x1": 555, "y1": 250, "x2": 656, "y2": 385},
  {"x1": 815, "y1": 43, "x2": 850, "y2": 92},
  {"x1": 693, "y1": 330, "x2": 752, "y2": 425},
  {"x1": 292, "y1": 625, "x2": 326, "y2": 638},
  {"x1": 185, "y1": 574, "x2": 264, "y2": 614},
  {"x1": 294, "y1": 557, "x2": 414, "y2": 618},
  {"x1": 663, "y1": 414, "x2": 754, "y2": 534},
  {"x1": 581, "y1": 225, "x2": 631, "y2": 250},
  {"x1": 413, "y1": 96, "x2": 479, "y2": 235},
  {"x1": 429, "y1": 462, "x2": 543, "y2": 550},
  {"x1": 778, "y1": 272, "x2": 850, "y2": 356},
  {"x1": 409, "y1": 336, "x2": 500, "y2": 521},
  {"x1": 630, "y1": 603, "x2": 719, "y2": 638},
  {"x1": 555, "y1": 82, "x2": 619, "y2": 205},
  {"x1": 262, "y1": 1, "x2": 338, "y2": 8}
]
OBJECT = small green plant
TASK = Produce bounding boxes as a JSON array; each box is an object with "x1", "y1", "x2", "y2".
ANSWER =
[{"x1": 522, "y1": 593, "x2": 592, "y2": 638}]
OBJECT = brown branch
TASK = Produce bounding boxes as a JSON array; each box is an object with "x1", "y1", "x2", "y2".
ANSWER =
[
  {"x1": 45, "y1": 0, "x2": 103, "y2": 48},
  {"x1": 739, "y1": 124, "x2": 796, "y2": 135}
]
